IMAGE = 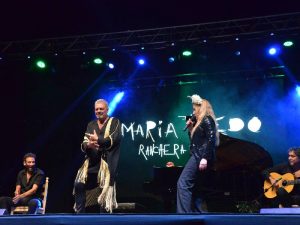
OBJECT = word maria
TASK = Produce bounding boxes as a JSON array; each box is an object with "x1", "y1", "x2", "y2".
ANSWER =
[{"x1": 121, "y1": 121, "x2": 188, "y2": 160}]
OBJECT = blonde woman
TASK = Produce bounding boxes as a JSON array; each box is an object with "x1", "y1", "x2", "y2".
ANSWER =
[{"x1": 177, "y1": 95, "x2": 219, "y2": 213}]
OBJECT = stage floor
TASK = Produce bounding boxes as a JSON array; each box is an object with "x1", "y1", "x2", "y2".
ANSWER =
[{"x1": 1, "y1": 213, "x2": 300, "y2": 225}]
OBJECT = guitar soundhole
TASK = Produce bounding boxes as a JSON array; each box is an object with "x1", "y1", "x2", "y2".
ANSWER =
[{"x1": 282, "y1": 180, "x2": 287, "y2": 186}]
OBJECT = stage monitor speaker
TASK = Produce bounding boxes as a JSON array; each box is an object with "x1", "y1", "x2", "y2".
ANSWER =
[
  {"x1": 115, "y1": 203, "x2": 147, "y2": 213},
  {"x1": 260, "y1": 207, "x2": 300, "y2": 214},
  {"x1": 0, "y1": 208, "x2": 8, "y2": 215}
]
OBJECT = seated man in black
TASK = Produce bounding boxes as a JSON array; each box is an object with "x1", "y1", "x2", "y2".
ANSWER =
[
  {"x1": 0, "y1": 153, "x2": 45, "y2": 214},
  {"x1": 262, "y1": 147, "x2": 300, "y2": 207}
]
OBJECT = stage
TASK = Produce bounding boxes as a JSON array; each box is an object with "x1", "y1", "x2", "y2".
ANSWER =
[{"x1": 1, "y1": 213, "x2": 300, "y2": 225}]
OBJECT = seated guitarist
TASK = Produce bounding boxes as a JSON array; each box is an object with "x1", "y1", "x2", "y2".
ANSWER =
[{"x1": 262, "y1": 147, "x2": 300, "y2": 207}]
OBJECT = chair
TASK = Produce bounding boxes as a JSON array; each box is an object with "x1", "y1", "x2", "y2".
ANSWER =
[{"x1": 11, "y1": 177, "x2": 49, "y2": 215}]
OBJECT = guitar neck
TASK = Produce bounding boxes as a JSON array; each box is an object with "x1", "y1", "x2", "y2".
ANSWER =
[
  {"x1": 287, "y1": 179, "x2": 300, "y2": 185},
  {"x1": 295, "y1": 179, "x2": 300, "y2": 184}
]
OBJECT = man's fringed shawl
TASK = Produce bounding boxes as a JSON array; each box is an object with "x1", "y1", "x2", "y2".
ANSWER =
[{"x1": 74, "y1": 117, "x2": 120, "y2": 213}]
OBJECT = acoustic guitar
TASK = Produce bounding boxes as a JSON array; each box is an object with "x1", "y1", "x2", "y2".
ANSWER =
[{"x1": 264, "y1": 172, "x2": 300, "y2": 198}]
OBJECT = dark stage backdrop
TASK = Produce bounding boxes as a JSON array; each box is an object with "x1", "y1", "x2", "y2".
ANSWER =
[{"x1": 0, "y1": 52, "x2": 299, "y2": 213}]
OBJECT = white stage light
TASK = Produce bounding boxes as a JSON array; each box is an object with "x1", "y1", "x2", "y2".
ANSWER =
[
  {"x1": 228, "y1": 118, "x2": 244, "y2": 132},
  {"x1": 248, "y1": 117, "x2": 262, "y2": 133}
]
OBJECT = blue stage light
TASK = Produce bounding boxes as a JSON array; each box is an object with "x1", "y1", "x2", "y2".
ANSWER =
[
  {"x1": 296, "y1": 85, "x2": 300, "y2": 97},
  {"x1": 268, "y1": 47, "x2": 277, "y2": 55},
  {"x1": 138, "y1": 58, "x2": 145, "y2": 65},
  {"x1": 267, "y1": 44, "x2": 282, "y2": 56},
  {"x1": 108, "y1": 91, "x2": 125, "y2": 116},
  {"x1": 108, "y1": 63, "x2": 114, "y2": 69},
  {"x1": 168, "y1": 57, "x2": 175, "y2": 63}
]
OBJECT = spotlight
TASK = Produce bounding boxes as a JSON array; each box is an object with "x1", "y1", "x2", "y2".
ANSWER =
[
  {"x1": 235, "y1": 51, "x2": 241, "y2": 56},
  {"x1": 108, "y1": 63, "x2": 114, "y2": 69},
  {"x1": 228, "y1": 118, "x2": 244, "y2": 132},
  {"x1": 108, "y1": 91, "x2": 125, "y2": 116},
  {"x1": 235, "y1": 37, "x2": 239, "y2": 41},
  {"x1": 93, "y1": 58, "x2": 103, "y2": 64},
  {"x1": 36, "y1": 60, "x2": 46, "y2": 69},
  {"x1": 182, "y1": 50, "x2": 192, "y2": 57},
  {"x1": 296, "y1": 85, "x2": 300, "y2": 97},
  {"x1": 168, "y1": 57, "x2": 175, "y2": 63},
  {"x1": 27, "y1": 56, "x2": 31, "y2": 59},
  {"x1": 248, "y1": 117, "x2": 262, "y2": 133},
  {"x1": 137, "y1": 58, "x2": 145, "y2": 65},
  {"x1": 283, "y1": 41, "x2": 294, "y2": 47},
  {"x1": 268, "y1": 46, "x2": 280, "y2": 56},
  {"x1": 82, "y1": 51, "x2": 86, "y2": 55},
  {"x1": 269, "y1": 48, "x2": 276, "y2": 55}
]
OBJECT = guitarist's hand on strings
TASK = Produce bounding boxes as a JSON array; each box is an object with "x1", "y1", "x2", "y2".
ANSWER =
[{"x1": 269, "y1": 176, "x2": 279, "y2": 188}]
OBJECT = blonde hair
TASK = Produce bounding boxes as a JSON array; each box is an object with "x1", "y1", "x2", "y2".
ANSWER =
[{"x1": 191, "y1": 99, "x2": 219, "y2": 146}]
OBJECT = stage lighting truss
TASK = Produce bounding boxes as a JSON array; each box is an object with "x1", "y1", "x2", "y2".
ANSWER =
[
  {"x1": 106, "y1": 66, "x2": 287, "y2": 90},
  {"x1": 1, "y1": 12, "x2": 300, "y2": 58}
]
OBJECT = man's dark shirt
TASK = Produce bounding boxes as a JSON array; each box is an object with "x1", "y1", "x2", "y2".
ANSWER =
[
  {"x1": 82, "y1": 117, "x2": 122, "y2": 183},
  {"x1": 16, "y1": 168, "x2": 45, "y2": 199}
]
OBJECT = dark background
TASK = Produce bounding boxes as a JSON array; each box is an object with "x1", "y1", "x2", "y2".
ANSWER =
[{"x1": 1, "y1": 0, "x2": 300, "y2": 41}]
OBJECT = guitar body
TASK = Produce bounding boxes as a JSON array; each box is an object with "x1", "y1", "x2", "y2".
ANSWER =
[{"x1": 264, "y1": 172, "x2": 295, "y2": 198}]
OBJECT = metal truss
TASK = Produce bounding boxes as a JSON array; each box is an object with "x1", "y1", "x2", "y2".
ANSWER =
[
  {"x1": 1, "y1": 12, "x2": 300, "y2": 57},
  {"x1": 106, "y1": 66, "x2": 288, "y2": 90}
]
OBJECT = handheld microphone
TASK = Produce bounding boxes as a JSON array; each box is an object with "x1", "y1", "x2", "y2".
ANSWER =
[{"x1": 183, "y1": 114, "x2": 197, "y2": 131}]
